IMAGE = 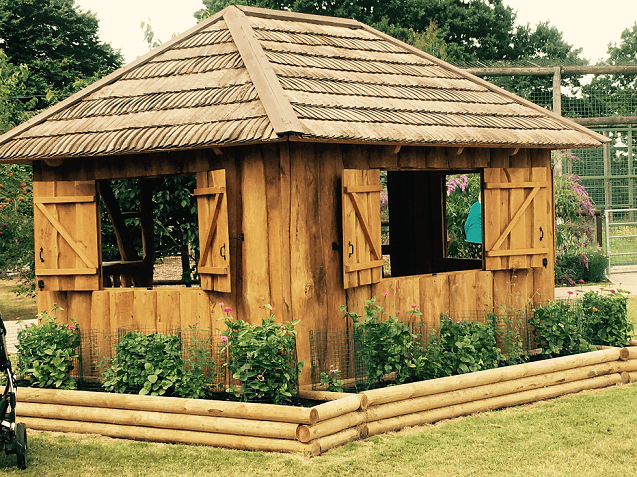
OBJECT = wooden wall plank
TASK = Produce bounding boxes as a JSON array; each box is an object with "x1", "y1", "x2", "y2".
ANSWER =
[
  {"x1": 264, "y1": 144, "x2": 288, "y2": 323},
  {"x1": 531, "y1": 149, "x2": 554, "y2": 303},
  {"x1": 289, "y1": 143, "x2": 326, "y2": 386},
  {"x1": 90, "y1": 291, "x2": 110, "y2": 337},
  {"x1": 109, "y1": 290, "x2": 134, "y2": 335},
  {"x1": 419, "y1": 274, "x2": 449, "y2": 332},
  {"x1": 396, "y1": 277, "x2": 420, "y2": 321},
  {"x1": 156, "y1": 289, "x2": 181, "y2": 330},
  {"x1": 133, "y1": 290, "x2": 157, "y2": 332},
  {"x1": 448, "y1": 271, "x2": 476, "y2": 318},
  {"x1": 218, "y1": 152, "x2": 242, "y2": 318},
  {"x1": 240, "y1": 146, "x2": 271, "y2": 323},
  {"x1": 493, "y1": 270, "x2": 512, "y2": 312},
  {"x1": 67, "y1": 292, "x2": 91, "y2": 330},
  {"x1": 317, "y1": 143, "x2": 347, "y2": 330},
  {"x1": 507, "y1": 167, "x2": 530, "y2": 270},
  {"x1": 475, "y1": 270, "x2": 495, "y2": 315},
  {"x1": 509, "y1": 269, "x2": 533, "y2": 312},
  {"x1": 426, "y1": 147, "x2": 449, "y2": 169}
]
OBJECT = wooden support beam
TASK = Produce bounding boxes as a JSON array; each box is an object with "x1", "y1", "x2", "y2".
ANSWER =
[
  {"x1": 97, "y1": 180, "x2": 142, "y2": 287},
  {"x1": 139, "y1": 179, "x2": 155, "y2": 288}
]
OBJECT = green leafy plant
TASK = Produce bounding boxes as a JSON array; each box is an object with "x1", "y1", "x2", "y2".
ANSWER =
[
  {"x1": 530, "y1": 299, "x2": 597, "y2": 357},
  {"x1": 341, "y1": 297, "x2": 422, "y2": 389},
  {"x1": 319, "y1": 365, "x2": 344, "y2": 393},
  {"x1": 553, "y1": 172, "x2": 605, "y2": 285},
  {"x1": 582, "y1": 289, "x2": 633, "y2": 346},
  {"x1": 221, "y1": 305, "x2": 303, "y2": 405},
  {"x1": 16, "y1": 308, "x2": 80, "y2": 389},
  {"x1": 491, "y1": 312, "x2": 528, "y2": 366},
  {"x1": 102, "y1": 326, "x2": 214, "y2": 398},
  {"x1": 434, "y1": 316, "x2": 501, "y2": 376}
]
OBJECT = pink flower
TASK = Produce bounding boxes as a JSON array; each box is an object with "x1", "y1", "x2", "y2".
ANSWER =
[
  {"x1": 223, "y1": 307, "x2": 233, "y2": 313},
  {"x1": 395, "y1": 310, "x2": 401, "y2": 314},
  {"x1": 567, "y1": 291, "x2": 573, "y2": 295},
  {"x1": 579, "y1": 279, "x2": 585, "y2": 284},
  {"x1": 411, "y1": 305, "x2": 417, "y2": 309},
  {"x1": 219, "y1": 302, "x2": 224, "y2": 307},
  {"x1": 220, "y1": 335, "x2": 228, "y2": 342},
  {"x1": 610, "y1": 289, "x2": 616, "y2": 294},
  {"x1": 382, "y1": 292, "x2": 389, "y2": 297},
  {"x1": 68, "y1": 325, "x2": 75, "y2": 330}
]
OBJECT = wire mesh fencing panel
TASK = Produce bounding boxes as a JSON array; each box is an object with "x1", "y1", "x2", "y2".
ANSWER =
[{"x1": 76, "y1": 326, "x2": 227, "y2": 391}]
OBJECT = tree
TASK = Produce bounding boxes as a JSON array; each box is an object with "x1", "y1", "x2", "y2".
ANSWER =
[
  {"x1": 0, "y1": 0, "x2": 123, "y2": 110},
  {"x1": 0, "y1": 0, "x2": 124, "y2": 292}
]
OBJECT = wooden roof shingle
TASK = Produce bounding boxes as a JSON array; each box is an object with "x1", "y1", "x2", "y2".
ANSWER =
[{"x1": 0, "y1": 5, "x2": 607, "y2": 163}]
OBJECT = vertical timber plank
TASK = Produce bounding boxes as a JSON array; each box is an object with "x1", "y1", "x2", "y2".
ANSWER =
[
  {"x1": 133, "y1": 290, "x2": 157, "y2": 332},
  {"x1": 241, "y1": 146, "x2": 271, "y2": 323},
  {"x1": 317, "y1": 144, "x2": 347, "y2": 331},
  {"x1": 290, "y1": 143, "x2": 326, "y2": 386}
]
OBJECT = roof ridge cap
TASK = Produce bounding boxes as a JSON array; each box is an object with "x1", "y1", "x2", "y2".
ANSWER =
[
  {"x1": 224, "y1": 6, "x2": 304, "y2": 136},
  {"x1": 0, "y1": 8, "x2": 232, "y2": 149},
  {"x1": 236, "y1": 5, "x2": 362, "y2": 29}
]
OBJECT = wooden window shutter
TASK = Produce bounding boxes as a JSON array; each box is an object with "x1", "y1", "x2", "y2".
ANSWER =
[
  {"x1": 342, "y1": 169, "x2": 384, "y2": 289},
  {"x1": 483, "y1": 167, "x2": 550, "y2": 270},
  {"x1": 33, "y1": 181, "x2": 100, "y2": 291},
  {"x1": 195, "y1": 170, "x2": 231, "y2": 292}
]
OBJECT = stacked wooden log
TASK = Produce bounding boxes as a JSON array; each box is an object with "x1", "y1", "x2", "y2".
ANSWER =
[{"x1": 17, "y1": 348, "x2": 637, "y2": 455}]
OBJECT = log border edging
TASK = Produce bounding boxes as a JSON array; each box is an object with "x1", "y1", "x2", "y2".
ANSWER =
[{"x1": 17, "y1": 348, "x2": 637, "y2": 455}]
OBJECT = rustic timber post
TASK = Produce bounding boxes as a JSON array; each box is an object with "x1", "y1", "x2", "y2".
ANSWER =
[
  {"x1": 603, "y1": 131, "x2": 612, "y2": 209},
  {"x1": 139, "y1": 179, "x2": 155, "y2": 288},
  {"x1": 552, "y1": 67, "x2": 566, "y2": 176}
]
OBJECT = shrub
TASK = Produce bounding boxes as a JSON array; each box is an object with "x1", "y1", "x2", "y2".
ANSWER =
[
  {"x1": 434, "y1": 316, "x2": 501, "y2": 376},
  {"x1": 582, "y1": 289, "x2": 632, "y2": 346},
  {"x1": 221, "y1": 305, "x2": 303, "y2": 405},
  {"x1": 341, "y1": 297, "x2": 421, "y2": 389},
  {"x1": 445, "y1": 173, "x2": 481, "y2": 259},
  {"x1": 17, "y1": 308, "x2": 80, "y2": 389},
  {"x1": 529, "y1": 300, "x2": 597, "y2": 357},
  {"x1": 553, "y1": 172, "x2": 606, "y2": 285},
  {"x1": 102, "y1": 327, "x2": 214, "y2": 398}
]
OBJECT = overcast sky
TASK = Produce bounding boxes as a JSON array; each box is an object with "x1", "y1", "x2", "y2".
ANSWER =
[{"x1": 73, "y1": 0, "x2": 637, "y2": 65}]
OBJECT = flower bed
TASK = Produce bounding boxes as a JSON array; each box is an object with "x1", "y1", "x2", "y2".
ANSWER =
[{"x1": 16, "y1": 347, "x2": 637, "y2": 455}]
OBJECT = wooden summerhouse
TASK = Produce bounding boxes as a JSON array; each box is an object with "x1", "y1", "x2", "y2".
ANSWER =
[{"x1": 0, "y1": 6, "x2": 607, "y2": 384}]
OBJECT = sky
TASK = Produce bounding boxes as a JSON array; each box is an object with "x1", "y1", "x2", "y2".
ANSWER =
[{"x1": 73, "y1": 0, "x2": 637, "y2": 65}]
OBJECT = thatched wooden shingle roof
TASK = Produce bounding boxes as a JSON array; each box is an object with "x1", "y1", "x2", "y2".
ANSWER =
[{"x1": 0, "y1": 5, "x2": 607, "y2": 163}]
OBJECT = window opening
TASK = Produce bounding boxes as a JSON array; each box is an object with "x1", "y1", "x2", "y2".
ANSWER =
[
  {"x1": 99, "y1": 175, "x2": 199, "y2": 288},
  {"x1": 381, "y1": 170, "x2": 483, "y2": 278},
  {"x1": 445, "y1": 173, "x2": 482, "y2": 260}
]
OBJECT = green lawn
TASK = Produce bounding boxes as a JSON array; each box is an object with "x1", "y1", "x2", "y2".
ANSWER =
[{"x1": 0, "y1": 279, "x2": 37, "y2": 321}]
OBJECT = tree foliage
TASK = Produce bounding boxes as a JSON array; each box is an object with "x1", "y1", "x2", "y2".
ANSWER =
[
  {"x1": 0, "y1": 0, "x2": 123, "y2": 292},
  {"x1": 0, "y1": 0, "x2": 123, "y2": 109},
  {"x1": 195, "y1": 0, "x2": 581, "y2": 67}
]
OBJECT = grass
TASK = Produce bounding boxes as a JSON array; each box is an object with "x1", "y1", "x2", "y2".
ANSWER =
[
  {"x1": 0, "y1": 384, "x2": 636, "y2": 476},
  {"x1": 0, "y1": 279, "x2": 37, "y2": 321}
]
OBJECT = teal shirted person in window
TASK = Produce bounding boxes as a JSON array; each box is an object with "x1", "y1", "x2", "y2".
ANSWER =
[{"x1": 464, "y1": 194, "x2": 482, "y2": 259}]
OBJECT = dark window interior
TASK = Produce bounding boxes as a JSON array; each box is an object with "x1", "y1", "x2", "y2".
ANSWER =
[{"x1": 382, "y1": 170, "x2": 482, "y2": 278}]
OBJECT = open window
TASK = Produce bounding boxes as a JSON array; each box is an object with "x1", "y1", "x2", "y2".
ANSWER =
[
  {"x1": 98, "y1": 170, "x2": 231, "y2": 291},
  {"x1": 342, "y1": 166, "x2": 550, "y2": 287},
  {"x1": 381, "y1": 170, "x2": 482, "y2": 278}
]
